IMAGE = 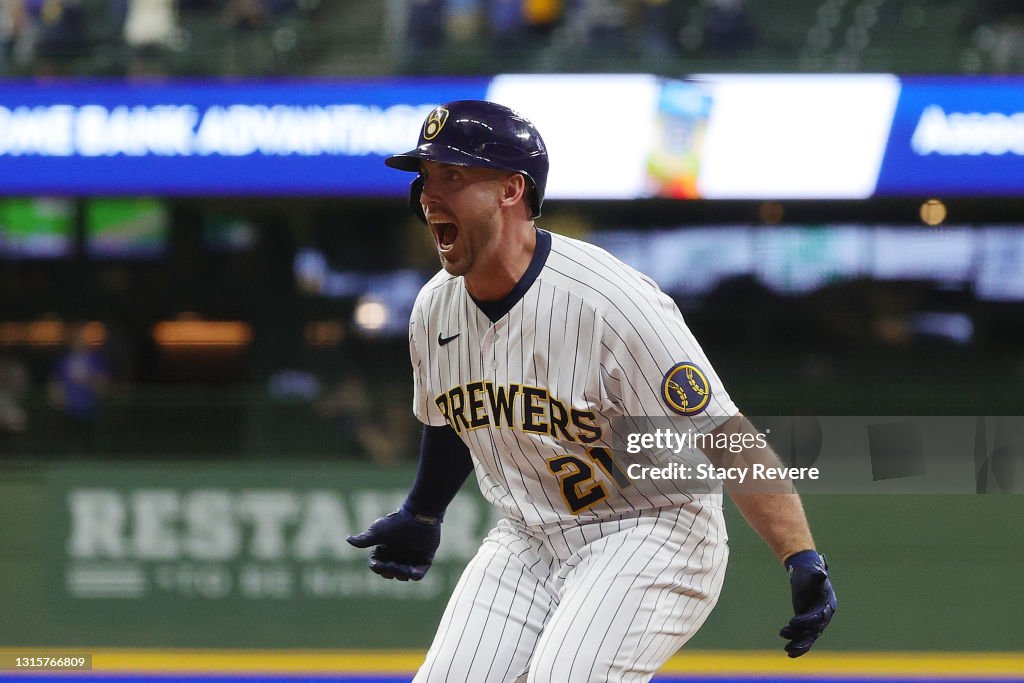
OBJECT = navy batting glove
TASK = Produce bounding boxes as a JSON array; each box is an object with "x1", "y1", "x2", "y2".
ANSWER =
[
  {"x1": 346, "y1": 503, "x2": 441, "y2": 581},
  {"x1": 780, "y1": 550, "x2": 836, "y2": 658}
]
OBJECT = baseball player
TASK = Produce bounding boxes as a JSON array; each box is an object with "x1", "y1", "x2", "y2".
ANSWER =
[{"x1": 348, "y1": 100, "x2": 836, "y2": 682}]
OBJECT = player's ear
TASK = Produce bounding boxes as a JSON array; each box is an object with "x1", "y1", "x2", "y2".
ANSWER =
[{"x1": 499, "y1": 173, "x2": 527, "y2": 212}]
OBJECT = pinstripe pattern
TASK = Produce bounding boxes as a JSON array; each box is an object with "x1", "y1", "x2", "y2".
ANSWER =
[
  {"x1": 414, "y1": 510, "x2": 728, "y2": 683},
  {"x1": 410, "y1": 230, "x2": 736, "y2": 681}
]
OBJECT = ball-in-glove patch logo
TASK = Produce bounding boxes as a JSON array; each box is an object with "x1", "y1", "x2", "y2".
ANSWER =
[
  {"x1": 661, "y1": 362, "x2": 711, "y2": 415},
  {"x1": 423, "y1": 106, "x2": 449, "y2": 141}
]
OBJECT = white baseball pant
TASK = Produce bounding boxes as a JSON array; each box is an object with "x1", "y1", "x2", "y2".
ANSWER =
[{"x1": 414, "y1": 504, "x2": 728, "y2": 683}]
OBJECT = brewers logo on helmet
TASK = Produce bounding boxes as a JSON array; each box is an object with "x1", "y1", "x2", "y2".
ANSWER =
[
  {"x1": 386, "y1": 100, "x2": 549, "y2": 221},
  {"x1": 422, "y1": 106, "x2": 449, "y2": 141}
]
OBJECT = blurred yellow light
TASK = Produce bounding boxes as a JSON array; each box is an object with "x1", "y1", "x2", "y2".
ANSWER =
[
  {"x1": 920, "y1": 199, "x2": 947, "y2": 226},
  {"x1": 0, "y1": 320, "x2": 106, "y2": 347},
  {"x1": 24, "y1": 321, "x2": 64, "y2": 345},
  {"x1": 81, "y1": 321, "x2": 107, "y2": 345},
  {"x1": 152, "y1": 321, "x2": 252, "y2": 347}
]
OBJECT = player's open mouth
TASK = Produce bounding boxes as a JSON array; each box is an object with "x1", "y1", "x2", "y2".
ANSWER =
[{"x1": 431, "y1": 221, "x2": 459, "y2": 252}]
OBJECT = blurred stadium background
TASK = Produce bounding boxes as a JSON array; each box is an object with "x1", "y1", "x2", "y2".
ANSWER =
[{"x1": 0, "y1": 1, "x2": 1022, "y2": 681}]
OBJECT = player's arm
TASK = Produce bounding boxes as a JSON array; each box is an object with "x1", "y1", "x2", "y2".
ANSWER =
[
  {"x1": 702, "y1": 413, "x2": 837, "y2": 657},
  {"x1": 703, "y1": 413, "x2": 813, "y2": 562},
  {"x1": 347, "y1": 424, "x2": 474, "y2": 581}
]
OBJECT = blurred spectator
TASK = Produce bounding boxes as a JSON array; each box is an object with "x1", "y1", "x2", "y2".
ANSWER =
[
  {"x1": 224, "y1": 0, "x2": 267, "y2": 28},
  {"x1": 432, "y1": 0, "x2": 564, "y2": 60},
  {"x1": 10, "y1": 0, "x2": 38, "y2": 70},
  {"x1": 403, "y1": 0, "x2": 446, "y2": 72},
  {"x1": 24, "y1": 0, "x2": 90, "y2": 75},
  {"x1": 0, "y1": 355, "x2": 29, "y2": 435},
  {"x1": 488, "y1": 0, "x2": 523, "y2": 50},
  {"x1": 125, "y1": 0, "x2": 177, "y2": 50},
  {"x1": 638, "y1": 0, "x2": 679, "y2": 59},
  {"x1": 124, "y1": 0, "x2": 178, "y2": 75},
  {"x1": 571, "y1": 0, "x2": 628, "y2": 53},
  {"x1": 445, "y1": 0, "x2": 480, "y2": 43},
  {"x1": 0, "y1": 1, "x2": 21, "y2": 73},
  {"x1": 48, "y1": 323, "x2": 109, "y2": 452},
  {"x1": 483, "y1": 0, "x2": 562, "y2": 52},
  {"x1": 974, "y1": 0, "x2": 1024, "y2": 73},
  {"x1": 704, "y1": 0, "x2": 754, "y2": 56},
  {"x1": 219, "y1": 0, "x2": 298, "y2": 74}
]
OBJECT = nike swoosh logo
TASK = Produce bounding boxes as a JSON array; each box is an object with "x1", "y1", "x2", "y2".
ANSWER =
[{"x1": 438, "y1": 333, "x2": 460, "y2": 346}]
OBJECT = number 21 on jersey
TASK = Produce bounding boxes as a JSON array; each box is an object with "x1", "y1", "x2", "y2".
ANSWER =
[{"x1": 546, "y1": 447, "x2": 632, "y2": 513}]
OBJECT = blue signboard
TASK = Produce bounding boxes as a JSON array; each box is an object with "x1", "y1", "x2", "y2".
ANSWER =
[
  {"x1": 0, "y1": 79, "x2": 489, "y2": 195},
  {"x1": 875, "y1": 76, "x2": 1024, "y2": 196},
  {"x1": 5, "y1": 75, "x2": 1024, "y2": 198}
]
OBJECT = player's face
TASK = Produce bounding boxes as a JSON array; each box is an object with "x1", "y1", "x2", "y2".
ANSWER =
[{"x1": 419, "y1": 160, "x2": 515, "y2": 277}]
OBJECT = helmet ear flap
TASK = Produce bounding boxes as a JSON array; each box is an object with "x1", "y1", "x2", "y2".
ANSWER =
[
  {"x1": 526, "y1": 179, "x2": 541, "y2": 219},
  {"x1": 409, "y1": 175, "x2": 426, "y2": 224}
]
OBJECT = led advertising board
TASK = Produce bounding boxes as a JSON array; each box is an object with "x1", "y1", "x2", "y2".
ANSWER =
[{"x1": 1, "y1": 75, "x2": 1023, "y2": 198}]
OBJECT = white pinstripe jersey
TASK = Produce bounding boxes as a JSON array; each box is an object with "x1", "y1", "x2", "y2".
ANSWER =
[{"x1": 409, "y1": 230, "x2": 738, "y2": 530}]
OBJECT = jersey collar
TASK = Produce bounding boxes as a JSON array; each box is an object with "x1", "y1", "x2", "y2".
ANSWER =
[{"x1": 470, "y1": 228, "x2": 552, "y2": 323}]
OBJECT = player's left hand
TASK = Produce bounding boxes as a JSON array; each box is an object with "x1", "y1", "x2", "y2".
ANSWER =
[{"x1": 780, "y1": 550, "x2": 836, "y2": 657}]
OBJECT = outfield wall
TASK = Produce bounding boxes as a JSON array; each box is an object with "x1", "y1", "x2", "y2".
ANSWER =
[{"x1": 0, "y1": 460, "x2": 1020, "y2": 652}]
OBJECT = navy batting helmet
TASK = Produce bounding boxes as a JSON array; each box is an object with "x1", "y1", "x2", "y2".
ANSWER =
[{"x1": 386, "y1": 100, "x2": 549, "y2": 221}]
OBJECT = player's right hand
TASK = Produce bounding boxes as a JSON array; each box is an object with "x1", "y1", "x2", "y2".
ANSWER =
[{"x1": 346, "y1": 503, "x2": 441, "y2": 581}]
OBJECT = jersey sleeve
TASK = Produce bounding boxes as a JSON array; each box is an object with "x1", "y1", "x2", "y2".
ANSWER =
[
  {"x1": 597, "y1": 272, "x2": 738, "y2": 433},
  {"x1": 409, "y1": 296, "x2": 449, "y2": 427}
]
